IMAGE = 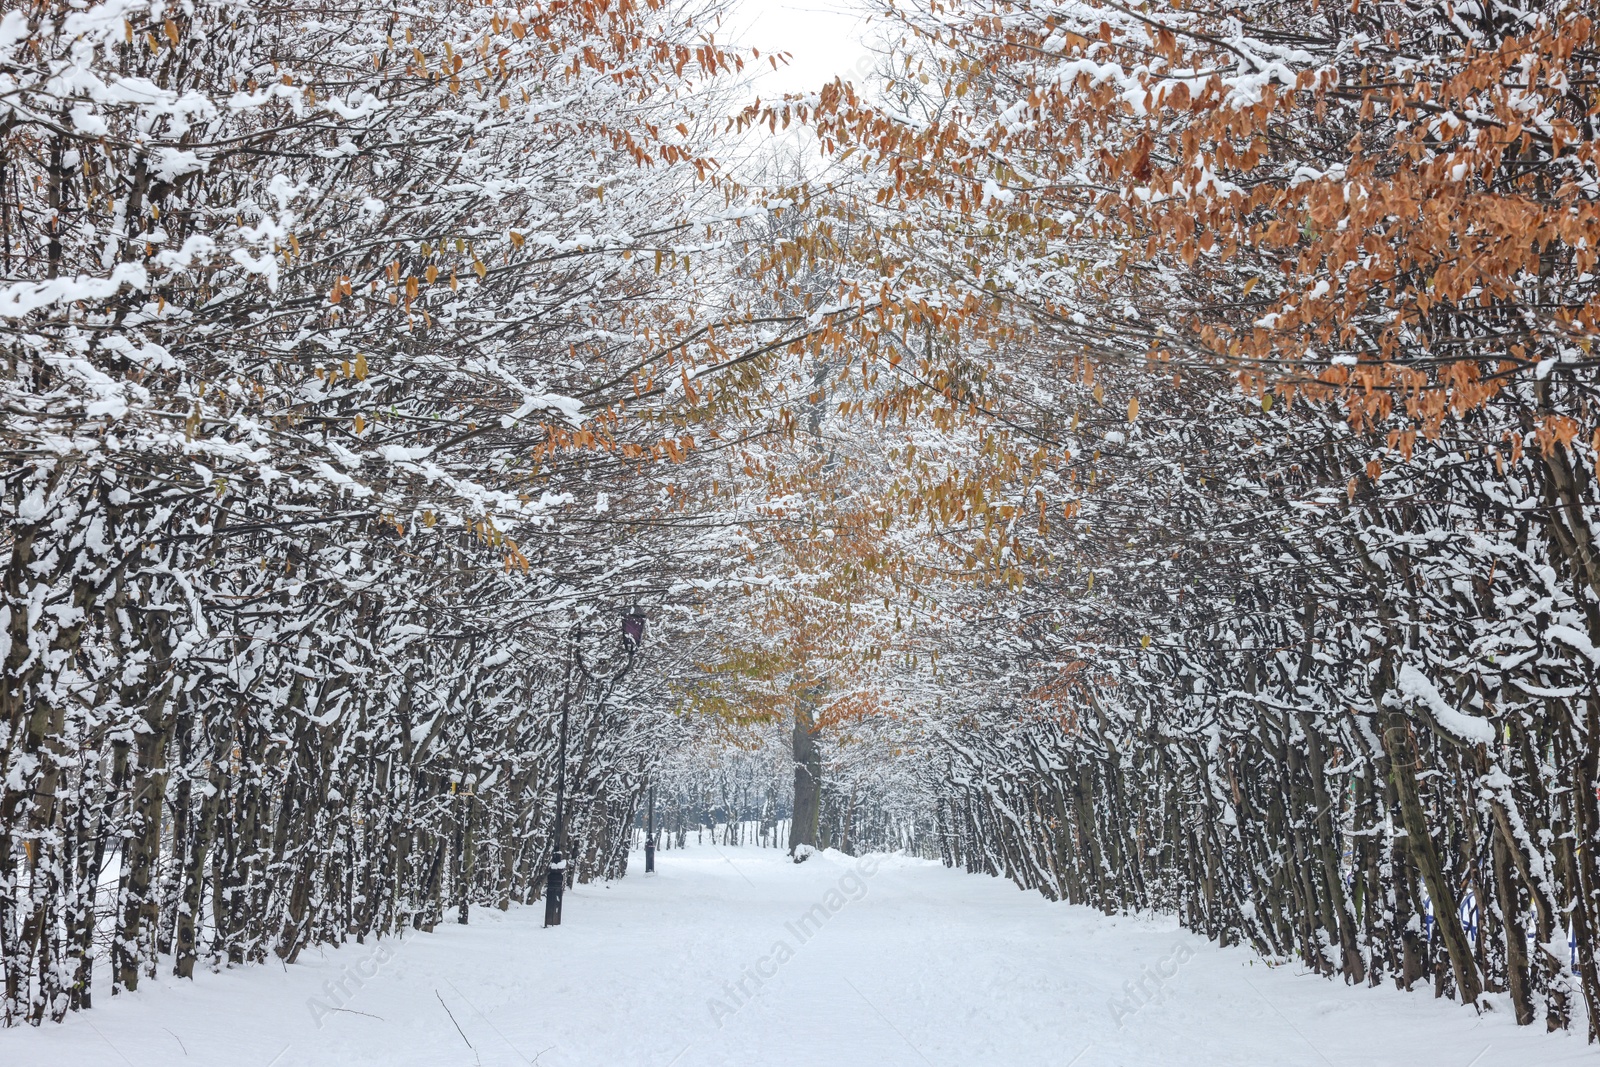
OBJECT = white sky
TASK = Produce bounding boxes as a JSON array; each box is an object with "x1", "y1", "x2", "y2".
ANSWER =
[{"x1": 727, "y1": 0, "x2": 877, "y2": 99}]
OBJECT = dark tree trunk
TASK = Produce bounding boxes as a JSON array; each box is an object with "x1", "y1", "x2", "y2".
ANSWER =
[{"x1": 788, "y1": 689, "x2": 821, "y2": 859}]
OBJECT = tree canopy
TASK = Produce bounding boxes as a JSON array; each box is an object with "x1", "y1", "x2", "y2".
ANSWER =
[{"x1": 5, "y1": 0, "x2": 1600, "y2": 1041}]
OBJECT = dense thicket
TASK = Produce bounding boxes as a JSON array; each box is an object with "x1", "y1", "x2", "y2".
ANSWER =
[
  {"x1": 0, "y1": 0, "x2": 806, "y2": 1026},
  {"x1": 775, "y1": 0, "x2": 1600, "y2": 1038}
]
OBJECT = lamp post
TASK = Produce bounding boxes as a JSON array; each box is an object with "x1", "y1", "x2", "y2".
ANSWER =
[
  {"x1": 645, "y1": 782, "x2": 656, "y2": 874},
  {"x1": 544, "y1": 609, "x2": 647, "y2": 928},
  {"x1": 544, "y1": 624, "x2": 579, "y2": 928}
]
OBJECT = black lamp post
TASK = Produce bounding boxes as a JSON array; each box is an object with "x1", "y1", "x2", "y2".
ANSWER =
[
  {"x1": 645, "y1": 782, "x2": 657, "y2": 874},
  {"x1": 544, "y1": 623, "x2": 580, "y2": 928},
  {"x1": 544, "y1": 609, "x2": 647, "y2": 928}
]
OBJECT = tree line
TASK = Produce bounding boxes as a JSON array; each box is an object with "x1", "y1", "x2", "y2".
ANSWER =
[
  {"x1": 0, "y1": 0, "x2": 821, "y2": 1026},
  {"x1": 766, "y1": 0, "x2": 1600, "y2": 1039}
]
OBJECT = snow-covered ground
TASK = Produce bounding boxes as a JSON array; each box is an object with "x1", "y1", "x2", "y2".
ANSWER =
[{"x1": 4, "y1": 839, "x2": 1590, "y2": 1066}]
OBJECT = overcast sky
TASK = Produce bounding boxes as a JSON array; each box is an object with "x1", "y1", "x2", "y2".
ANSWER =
[{"x1": 729, "y1": 0, "x2": 876, "y2": 99}]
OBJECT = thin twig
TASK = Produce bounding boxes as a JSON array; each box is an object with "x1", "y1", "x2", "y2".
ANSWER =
[{"x1": 436, "y1": 989, "x2": 474, "y2": 1049}]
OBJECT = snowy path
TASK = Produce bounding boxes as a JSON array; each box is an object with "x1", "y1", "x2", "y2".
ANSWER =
[{"x1": 6, "y1": 841, "x2": 1591, "y2": 1067}]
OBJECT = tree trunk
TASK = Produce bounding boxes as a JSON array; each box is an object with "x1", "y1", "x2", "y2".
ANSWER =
[
  {"x1": 175, "y1": 757, "x2": 222, "y2": 979},
  {"x1": 114, "y1": 690, "x2": 174, "y2": 993},
  {"x1": 1381, "y1": 709, "x2": 1481, "y2": 1005},
  {"x1": 788, "y1": 689, "x2": 822, "y2": 859}
]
